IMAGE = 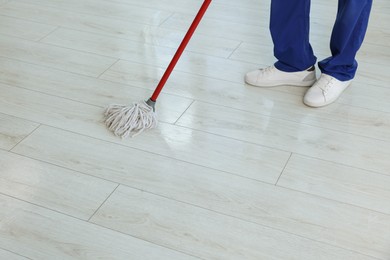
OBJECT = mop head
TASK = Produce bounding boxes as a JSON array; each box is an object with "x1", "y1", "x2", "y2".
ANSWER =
[{"x1": 104, "y1": 100, "x2": 157, "y2": 138}]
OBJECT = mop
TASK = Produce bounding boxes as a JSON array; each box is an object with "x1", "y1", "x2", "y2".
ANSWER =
[{"x1": 104, "y1": 0, "x2": 212, "y2": 138}]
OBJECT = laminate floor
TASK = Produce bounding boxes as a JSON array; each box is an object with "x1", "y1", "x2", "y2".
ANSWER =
[{"x1": 0, "y1": 0, "x2": 389, "y2": 259}]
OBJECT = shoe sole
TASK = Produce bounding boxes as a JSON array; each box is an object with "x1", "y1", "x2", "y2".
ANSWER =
[
  {"x1": 245, "y1": 79, "x2": 316, "y2": 88},
  {"x1": 303, "y1": 101, "x2": 332, "y2": 108}
]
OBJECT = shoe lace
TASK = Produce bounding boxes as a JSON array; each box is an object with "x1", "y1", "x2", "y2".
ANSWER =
[
  {"x1": 261, "y1": 66, "x2": 274, "y2": 75},
  {"x1": 318, "y1": 76, "x2": 335, "y2": 96}
]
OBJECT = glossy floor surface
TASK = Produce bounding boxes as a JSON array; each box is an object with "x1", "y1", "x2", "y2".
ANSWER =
[{"x1": 0, "y1": 0, "x2": 389, "y2": 259}]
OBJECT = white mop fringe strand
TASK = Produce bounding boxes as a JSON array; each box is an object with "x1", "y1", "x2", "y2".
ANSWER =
[{"x1": 104, "y1": 100, "x2": 158, "y2": 138}]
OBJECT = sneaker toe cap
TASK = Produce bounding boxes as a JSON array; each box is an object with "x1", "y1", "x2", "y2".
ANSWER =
[
  {"x1": 303, "y1": 87, "x2": 326, "y2": 107},
  {"x1": 245, "y1": 70, "x2": 260, "y2": 85}
]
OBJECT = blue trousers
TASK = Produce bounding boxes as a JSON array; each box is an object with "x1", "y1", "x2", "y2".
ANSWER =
[{"x1": 270, "y1": 0, "x2": 372, "y2": 81}]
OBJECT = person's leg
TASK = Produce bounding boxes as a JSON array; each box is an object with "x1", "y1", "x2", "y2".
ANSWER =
[
  {"x1": 244, "y1": 0, "x2": 317, "y2": 87},
  {"x1": 304, "y1": 0, "x2": 373, "y2": 108},
  {"x1": 318, "y1": 0, "x2": 373, "y2": 81},
  {"x1": 271, "y1": 0, "x2": 317, "y2": 72}
]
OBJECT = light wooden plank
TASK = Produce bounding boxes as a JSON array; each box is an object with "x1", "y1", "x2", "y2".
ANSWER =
[
  {"x1": 0, "y1": 2, "x2": 178, "y2": 51},
  {"x1": 14, "y1": 0, "x2": 270, "y2": 28},
  {"x1": 0, "y1": 248, "x2": 28, "y2": 260},
  {"x1": 270, "y1": 101, "x2": 390, "y2": 142},
  {"x1": 338, "y1": 83, "x2": 390, "y2": 113},
  {"x1": 99, "y1": 58, "x2": 268, "y2": 99},
  {"x1": 121, "y1": 0, "x2": 270, "y2": 26},
  {"x1": 314, "y1": 0, "x2": 390, "y2": 16},
  {"x1": 41, "y1": 27, "x2": 240, "y2": 59},
  {"x1": 229, "y1": 41, "x2": 290, "y2": 65},
  {"x1": 11, "y1": 124, "x2": 283, "y2": 189},
  {"x1": 365, "y1": 28, "x2": 390, "y2": 47},
  {"x1": 278, "y1": 154, "x2": 390, "y2": 215},
  {"x1": 210, "y1": 0, "x2": 267, "y2": 9},
  {"x1": 0, "y1": 57, "x2": 193, "y2": 124},
  {"x1": 12, "y1": 125, "x2": 287, "y2": 185},
  {"x1": 3, "y1": 1, "x2": 171, "y2": 26},
  {"x1": 0, "y1": 195, "x2": 197, "y2": 260},
  {"x1": 101, "y1": 58, "x2": 259, "y2": 94},
  {"x1": 371, "y1": 0, "x2": 390, "y2": 11},
  {"x1": 161, "y1": 13, "x2": 270, "y2": 44},
  {"x1": 176, "y1": 101, "x2": 390, "y2": 175},
  {"x1": 12, "y1": 126, "x2": 390, "y2": 259},
  {"x1": 0, "y1": 114, "x2": 38, "y2": 150},
  {"x1": 0, "y1": 82, "x2": 108, "y2": 133},
  {"x1": 160, "y1": 12, "x2": 336, "y2": 44},
  {"x1": 229, "y1": 41, "x2": 329, "y2": 65},
  {"x1": 0, "y1": 149, "x2": 118, "y2": 219},
  {"x1": 39, "y1": 29, "x2": 254, "y2": 84},
  {"x1": 363, "y1": 10, "x2": 390, "y2": 31},
  {"x1": 91, "y1": 185, "x2": 381, "y2": 260},
  {"x1": 0, "y1": 35, "x2": 116, "y2": 77},
  {"x1": 16, "y1": 0, "x2": 201, "y2": 15},
  {"x1": 356, "y1": 61, "x2": 389, "y2": 89},
  {"x1": 0, "y1": 15, "x2": 56, "y2": 41},
  {"x1": 357, "y1": 44, "x2": 389, "y2": 67}
]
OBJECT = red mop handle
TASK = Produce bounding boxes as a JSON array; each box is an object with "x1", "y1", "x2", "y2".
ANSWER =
[{"x1": 150, "y1": 0, "x2": 212, "y2": 102}]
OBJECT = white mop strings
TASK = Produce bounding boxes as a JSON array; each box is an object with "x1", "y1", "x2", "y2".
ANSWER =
[{"x1": 104, "y1": 100, "x2": 157, "y2": 138}]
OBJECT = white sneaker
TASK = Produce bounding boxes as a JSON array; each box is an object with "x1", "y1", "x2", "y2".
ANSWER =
[
  {"x1": 245, "y1": 65, "x2": 316, "y2": 87},
  {"x1": 303, "y1": 74, "x2": 352, "y2": 107}
]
